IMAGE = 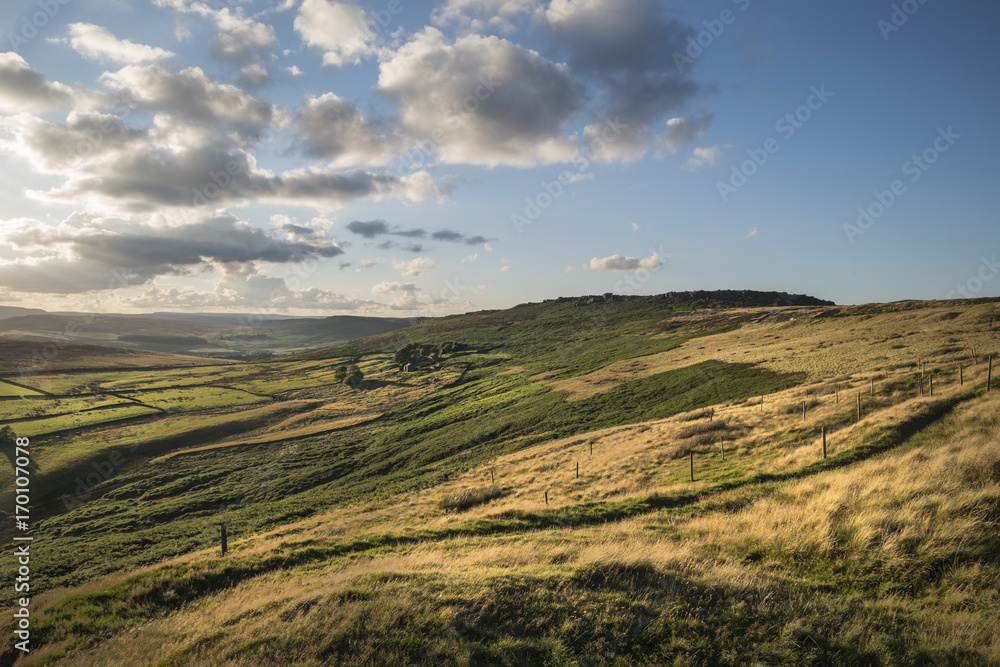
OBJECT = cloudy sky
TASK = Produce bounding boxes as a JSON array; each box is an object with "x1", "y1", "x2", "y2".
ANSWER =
[{"x1": 0, "y1": 0, "x2": 997, "y2": 316}]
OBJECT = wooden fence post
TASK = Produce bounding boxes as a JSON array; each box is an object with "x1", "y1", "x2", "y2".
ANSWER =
[
  {"x1": 929, "y1": 375, "x2": 933, "y2": 397},
  {"x1": 220, "y1": 524, "x2": 228, "y2": 556},
  {"x1": 545, "y1": 491, "x2": 548, "y2": 505},
  {"x1": 491, "y1": 469, "x2": 494, "y2": 484},
  {"x1": 802, "y1": 400, "x2": 806, "y2": 421},
  {"x1": 720, "y1": 437, "x2": 725, "y2": 461},
  {"x1": 960, "y1": 366, "x2": 964, "y2": 386},
  {"x1": 822, "y1": 426, "x2": 827, "y2": 459},
  {"x1": 836, "y1": 384, "x2": 840, "y2": 403},
  {"x1": 590, "y1": 442, "x2": 593, "y2": 456},
  {"x1": 989, "y1": 356, "x2": 994, "y2": 391},
  {"x1": 576, "y1": 461, "x2": 579, "y2": 479},
  {"x1": 857, "y1": 393, "x2": 861, "y2": 422}
]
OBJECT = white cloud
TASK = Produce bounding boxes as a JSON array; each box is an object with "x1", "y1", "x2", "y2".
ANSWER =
[
  {"x1": 432, "y1": 0, "x2": 542, "y2": 34},
  {"x1": 294, "y1": 0, "x2": 376, "y2": 67},
  {"x1": 684, "y1": 145, "x2": 724, "y2": 171},
  {"x1": 208, "y1": 8, "x2": 277, "y2": 69},
  {"x1": 286, "y1": 65, "x2": 303, "y2": 76},
  {"x1": 742, "y1": 227, "x2": 759, "y2": 240},
  {"x1": 379, "y1": 28, "x2": 581, "y2": 167},
  {"x1": 499, "y1": 265, "x2": 512, "y2": 272},
  {"x1": 462, "y1": 253, "x2": 479, "y2": 263},
  {"x1": 0, "y1": 53, "x2": 75, "y2": 112},
  {"x1": 548, "y1": 0, "x2": 704, "y2": 163},
  {"x1": 100, "y1": 64, "x2": 283, "y2": 138},
  {"x1": 0, "y1": 211, "x2": 344, "y2": 294},
  {"x1": 393, "y1": 257, "x2": 435, "y2": 277},
  {"x1": 372, "y1": 281, "x2": 418, "y2": 295},
  {"x1": 296, "y1": 92, "x2": 393, "y2": 167},
  {"x1": 64, "y1": 23, "x2": 176, "y2": 64},
  {"x1": 587, "y1": 252, "x2": 663, "y2": 274},
  {"x1": 656, "y1": 113, "x2": 714, "y2": 156},
  {"x1": 631, "y1": 222, "x2": 640, "y2": 231}
]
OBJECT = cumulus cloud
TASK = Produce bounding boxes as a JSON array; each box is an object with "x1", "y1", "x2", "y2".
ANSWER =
[
  {"x1": 432, "y1": 0, "x2": 542, "y2": 34},
  {"x1": 62, "y1": 24, "x2": 175, "y2": 64},
  {"x1": 0, "y1": 212, "x2": 344, "y2": 294},
  {"x1": 656, "y1": 112, "x2": 713, "y2": 155},
  {"x1": 0, "y1": 110, "x2": 442, "y2": 211},
  {"x1": 372, "y1": 281, "x2": 418, "y2": 295},
  {"x1": 294, "y1": 0, "x2": 376, "y2": 67},
  {"x1": 547, "y1": 0, "x2": 702, "y2": 163},
  {"x1": 152, "y1": 1, "x2": 278, "y2": 76},
  {"x1": 684, "y1": 145, "x2": 724, "y2": 171},
  {"x1": 0, "y1": 53, "x2": 76, "y2": 112},
  {"x1": 100, "y1": 64, "x2": 282, "y2": 139},
  {"x1": 587, "y1": 252, "x2": 663, "y2": 273},
  {"x1": 393, "y1": 257, "x2": 435, "y2": 277},
  {"x1": 208, "y1": 8, "x2": 278, "y2": 70},
  {"x1": 296, "y1": 93, "x2": 393, "y2": 167},
  {"x1": 126, "y1": 278, "x2": 374, "y2": 312},
  {"x1": 379, "y1": 28, "x2": 581, "y2": 167}
]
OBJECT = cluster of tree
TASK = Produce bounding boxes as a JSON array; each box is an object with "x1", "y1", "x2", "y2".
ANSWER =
[
  {"x1": 333, "y1": 364, "x2": 364, "y2": 388},
  {"x1": 393, "y1": 341, "x2": 466, "y2": 366}
]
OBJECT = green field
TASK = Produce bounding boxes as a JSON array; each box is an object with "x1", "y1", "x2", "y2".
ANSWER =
[
  {"x1": 1, "y1": 294, "x2": 999, "y2": 666},
  {"x1": 0, "y1": 380, "x2": 44, "y2": 397}
]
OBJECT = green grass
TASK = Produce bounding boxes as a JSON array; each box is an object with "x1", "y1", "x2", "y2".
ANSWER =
[
  {"x1": 120, "y1": 386, "x2": 269, "y2": 412},
  {"x1": 9, "y1": 404, "x2": 160, "y2": 438},
  {"x1": 0, "y1": 380, "x2": 44, "y2": 397},
  {"x1": 0, "y1": 395, "x2": 130, "y2": 421}
]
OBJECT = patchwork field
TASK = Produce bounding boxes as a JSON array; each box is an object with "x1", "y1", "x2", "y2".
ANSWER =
[{"x1": 1, "y1": 294, "x2": 998, "y2": 665}]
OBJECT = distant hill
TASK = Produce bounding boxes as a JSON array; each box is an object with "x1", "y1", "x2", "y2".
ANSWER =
[
  {"x1": 0, "y1": 312, "x2": 414, "y2": 357},
  {"x1": 0, "y1": 305, "x2": 46, "y2": 320},
  {"x1": 0, "y1": 339, "x2": 229, "y2": 374}
]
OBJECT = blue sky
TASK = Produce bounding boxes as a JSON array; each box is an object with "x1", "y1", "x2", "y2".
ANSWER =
[{"x1": 0, "y1": 0, "x2": 996, "y2": 316}]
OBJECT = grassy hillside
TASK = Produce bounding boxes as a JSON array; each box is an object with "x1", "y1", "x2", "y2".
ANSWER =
[{"x1": 2, "y1": 294, "x2": 999, "y2": 665}]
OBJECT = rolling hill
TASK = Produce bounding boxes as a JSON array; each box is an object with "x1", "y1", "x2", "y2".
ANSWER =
[
  {"x1": 0, "y1": 313, "x2": 414, "y2": 357},
  {"x1": 1, "y1": 292, "x2": 999, "y2": 665}
]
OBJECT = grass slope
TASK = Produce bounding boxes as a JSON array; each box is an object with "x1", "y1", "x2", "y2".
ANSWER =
[{"x1": 1, "y1": 295, "x2": 998, "y2": 665}]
